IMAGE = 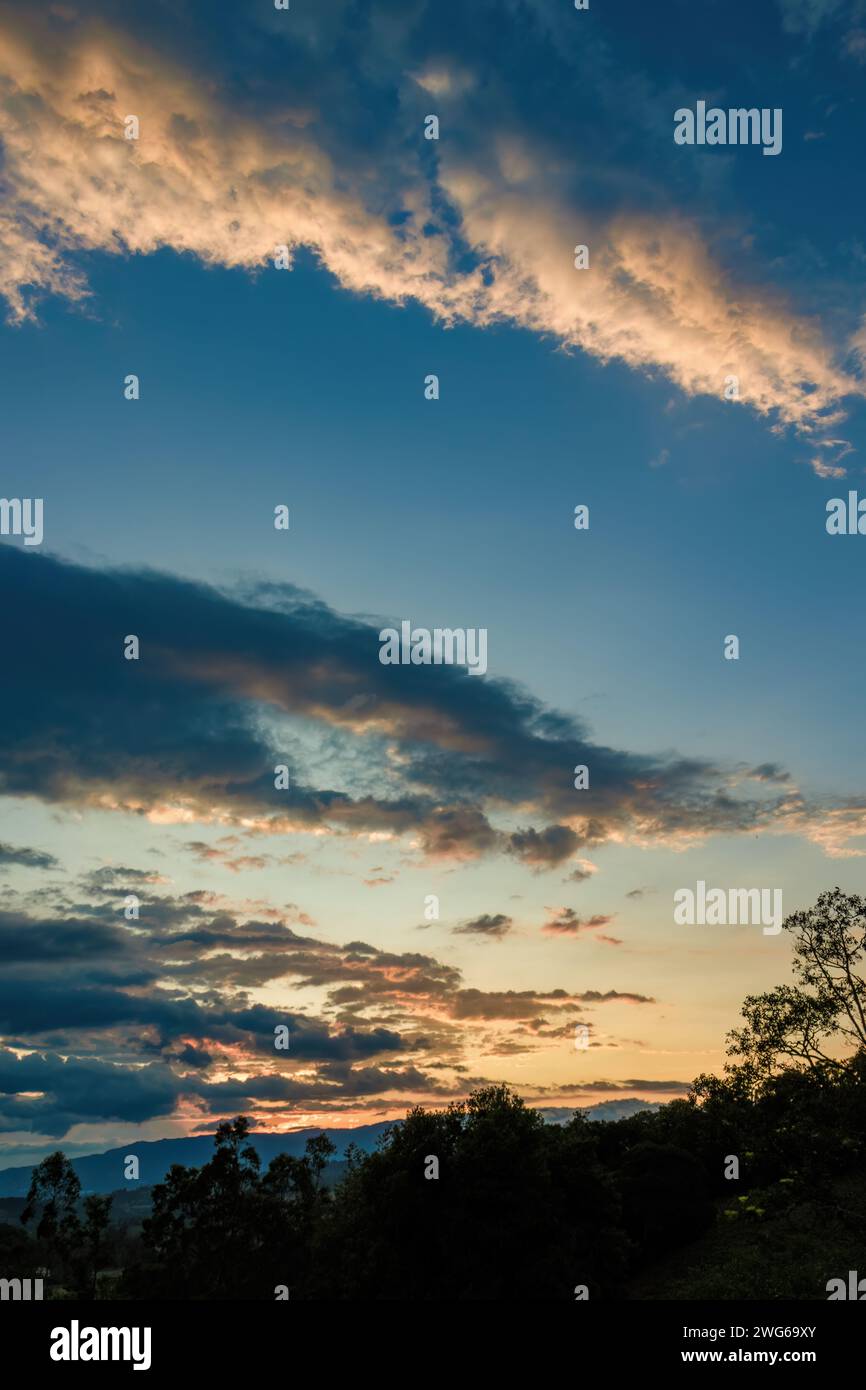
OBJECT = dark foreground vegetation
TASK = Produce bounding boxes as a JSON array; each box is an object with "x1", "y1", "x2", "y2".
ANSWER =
[{"x1": 4, "y1": 888, "x2": 866, "y2": 1300}]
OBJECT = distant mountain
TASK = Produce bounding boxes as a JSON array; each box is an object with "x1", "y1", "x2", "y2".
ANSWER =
[
  {"x1": 539, "y1": 1099, "x2": 661, "y2": 1125},
  {"x1": 0, "y1": 1099, "x2": 660, "y2": 1197},
  {"x1": 0, "y1": 1123, "x2": 392, "y2": 1198}
]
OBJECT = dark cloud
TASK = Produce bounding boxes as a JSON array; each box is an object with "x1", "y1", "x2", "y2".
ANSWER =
[
  {"x1": 0, "y1": 887, "x2": 656, "y2": 1135},
  {"x1": 0, "y1": 546, "x2": 805, "y2": 870},
  {"x1": 452, "y1": 912, "x2": 513, "y2": 939},
  {"x1": 450, "y1": 986, "x2": 651, "y2": 1021},
  {"x1": 0, "y1": 1049, "x2": 187, "y2": 1134},
  {"x1": 552, "y1": 1079, "x2": 691, "y2": 1096},
  {"x1": 0, "y1": 843, "x2": 58, "y2": 869},
  {"x1": 0, "y1": 1043, "x2": 453, "y2": 1138},
  {"x1": 509, "y1": 824, "x2": 579, "y2": 866},
  {"x1": 0, "y1": 910, "x2": 142, "y2": 966},
  {"x1": 82, "y1": 865, "x2": 167, "y2": 892},
  {"x1": 748, "y1": 763, "x2": 792, "y2": 784}
]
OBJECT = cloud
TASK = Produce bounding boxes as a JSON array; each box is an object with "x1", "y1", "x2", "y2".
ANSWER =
[
  {"x1": 746, "y1": 764, "x2": 792, "y2": 785},
  {"x1": 0, "y1": 883, "x2": 660, "y2": 1136},
  {"x1": 509, "y1": 825, "x2": 580, "y2": 866},
  {"x1": 83, "y1": 865, "x2": 168, "y2": 891},
  {"x1": 184, "y1": 844, "x2": 269, "y2": 873},
  {"x1": 1, "y1": 545, "x2": 859, "y2": 858},
  {"x1": 0, "y1": 1041, "x2": 458, "y2": 1137},
  {"x1": 0, "y1": 842, "x2": 58, "y2": 869},
  {"x1": 0, "y1": 5, "x2": 859, "y2": 435},
  {"x1": 542, "y1": 908, "x2": 616, "y2": 937},
  {"x1": 443, "y1": 173, "x2": 858, "y2": 432},
  {"x1": 562, "y1": 859, "x2": 596, "y2": 884},
  {"x1": 0, "y1": 1049, "x2": 187, "y2": 1134},
  {"x1": 811, "y1": 456, "x2": 845, "y2": 480},
  {"x1": 807, "y1": 438, "x2": 854, "y2": 478},
  {"x1": 452, "y1": 912, "x2": 513, "y2": 939},
  {"x1": 549, "y1": 1078, "x2": 691, "y2": 1096},
  {"x1": 451, "y1": 986, "x2": 653, "y2": 1020}
]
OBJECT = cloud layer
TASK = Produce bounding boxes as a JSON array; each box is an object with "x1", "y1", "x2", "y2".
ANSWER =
[
  {"x1": 0, "y1": 3, "x2": 860, "y2": 434},
  {"x1": 3, "y1": 544, "x2": 840, "y2": 862},
  {"x1": 0, "y1": 874, "x2": 657, "y2": 1142}
]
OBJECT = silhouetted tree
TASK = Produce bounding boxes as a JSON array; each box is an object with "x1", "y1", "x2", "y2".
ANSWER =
[
  {"x1": 123, "y1": 1117, "x2": 335, "y2": 1299},
  {"x1": 77, "y1": 1195, "x2": 113, "y2": 1299},
  {"x1": 21, "y1": 1151, "x2": 81, "y2": 1287},
  {"x1": 316, "y1": 1084, "x2": 629, "y2": 1300},
  {"x1": 727, "y1": 888, "x2": 866, "y2": 1076},
  {"x1": 19, "y1": 1151, "x2": 115, "y2": 1297}
]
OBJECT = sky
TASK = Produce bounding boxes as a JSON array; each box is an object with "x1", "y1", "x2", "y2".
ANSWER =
[{"x1": 2, "y1": 0, "x2": 866, "y2": 1167}]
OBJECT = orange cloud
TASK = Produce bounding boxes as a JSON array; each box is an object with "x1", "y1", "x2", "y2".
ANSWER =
[{"x1": 0, "y1": 10, "x2": 860, "y2": 439}]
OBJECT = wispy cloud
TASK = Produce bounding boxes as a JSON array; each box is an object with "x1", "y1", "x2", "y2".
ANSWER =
[{"x1": 541, "y1": 907, "x2": 616, "y2": 937}]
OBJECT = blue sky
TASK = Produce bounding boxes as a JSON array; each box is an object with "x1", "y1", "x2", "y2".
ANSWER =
[{"x1": 1, "y1": 0, "x2": 866, "y2": 1166}]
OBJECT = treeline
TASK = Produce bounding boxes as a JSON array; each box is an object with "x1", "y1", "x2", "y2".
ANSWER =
[
  {"x1": 6, "y1": 888, "x2": 866, "y2": 1300},
  {"x1": 6, "y1": 1058, "x2": 866, "y2": 1300}
]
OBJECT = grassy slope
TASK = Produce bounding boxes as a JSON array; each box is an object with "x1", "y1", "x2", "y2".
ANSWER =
[{"x1": 628, "y1": 1175, "x2": 866, "y2": 1300}]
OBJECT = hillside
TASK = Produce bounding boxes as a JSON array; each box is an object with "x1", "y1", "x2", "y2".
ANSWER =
[{"x1": 627, "y1": 1172, "x2": 866, "y2": 1300}]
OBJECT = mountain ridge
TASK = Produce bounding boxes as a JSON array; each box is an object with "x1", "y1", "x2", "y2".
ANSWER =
[{"x1": 0, "y1": 1098, "x2": 657, "y2": 1196}]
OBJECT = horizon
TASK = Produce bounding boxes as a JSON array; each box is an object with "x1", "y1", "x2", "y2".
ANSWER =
[{"x1": 0, "y1": 1093, "x2": 657, "y2": 1175}]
